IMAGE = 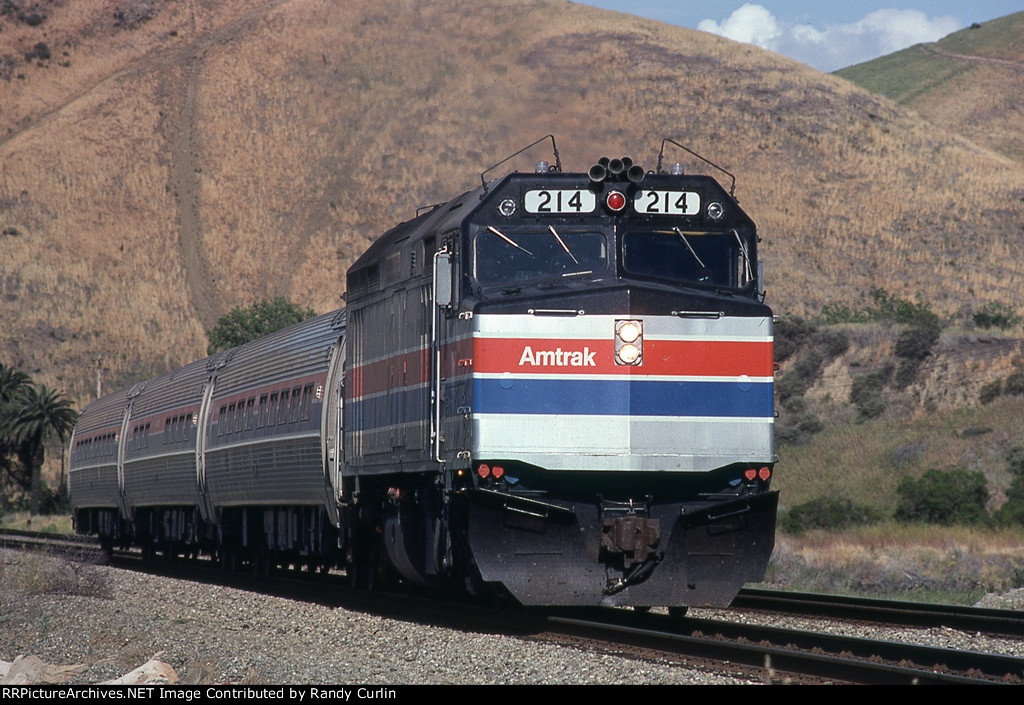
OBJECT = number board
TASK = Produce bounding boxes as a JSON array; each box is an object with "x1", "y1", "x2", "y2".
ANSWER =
[
  {"x1": 634, "y1": 190, "x2": 701, "y2": 216},
  {"x1": 524, "y1": 189, "x2": 596, "y2": 214}
]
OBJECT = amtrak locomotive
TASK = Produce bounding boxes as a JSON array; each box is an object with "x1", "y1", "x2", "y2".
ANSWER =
[{"x1": 69, "y1": 140, "x2": 777, "y2": 609}]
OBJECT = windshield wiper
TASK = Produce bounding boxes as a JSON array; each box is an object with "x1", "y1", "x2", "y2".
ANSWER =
[
  {"x1": 487, "y1": 226, "x2": 533, "y2": 256},
  {"x1": 547, "y1": 225, "x2": 580, "y2": 265},
  {"x1": 673, "y1": 227, "x2": 707, "y2": 276},
  {"x1": 733, "y1": 228, "x2": 753, "y2": 283}
]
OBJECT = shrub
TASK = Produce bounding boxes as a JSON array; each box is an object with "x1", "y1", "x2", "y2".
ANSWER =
[
  {"x1": 24, "y1": 42, "x2": 50, "y2": 61},
  {"x1": 1006, "y1": 445, "x2": 1024, "y2": 477},
  {"x1": 895, "y1": 469, "x2": 989, "y2": 525},
  {"x1": 776, "y1": 408, "x2": 825, "y2": 446},
  {"x1": 207, "y1": 297, "x2": 316, "y2": 354},
  {"x1": 820, "y1": 290, "x2": 938, "y2": 327},
  {"x1": 1004, "y1": 372, "x2": 1024, "y2": 396},
  {"x1": 776, "y1": 349, "x2": 824, "y2": 407},
  {"x1": 870, "y1": 288, "x2": 936, "y2": 326},
  {"x1": 997, "y1": 448, "x2": 1024, "y2": 527},
  {"x1": 979, "y1": 379, "x2": 1002, "y2": 404},
  {"x1": 850, "y1": 365, "x2": 891, "y2": 419},
  {"x1": 774, "y1": 315, "x2": 815, "y2": 363},
  {"x1": 780, "y1": 496, "x2": 881, "y2": 534},
  {"x1": 817, "y1": 327, "x2": 850, "y2": 358},
  {"x1": 893, "y1": 314, "x2": 941, "y2": 362},
  {"x1": 998, "y1": 478, "x2": 1024, "y2": 526},
  {"x1": 821, "y1": 302, "x2": 870, "y2": 324},
  {"x1": 973, "y1": 302, "x2": 1020, "y2": 330},
  {"x1": 894, "y1": 358, "x2": 921, "y2": 389}
]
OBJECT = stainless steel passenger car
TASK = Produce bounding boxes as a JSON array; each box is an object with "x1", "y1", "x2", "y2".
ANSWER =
[{"x1": 71, "y1": 142, "x2": 778, "y2": 608}]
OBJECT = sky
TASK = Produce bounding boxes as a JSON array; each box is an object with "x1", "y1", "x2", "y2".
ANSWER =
[{"x1": 576, "y1": 1, "x2": 1023, "y2": 72}]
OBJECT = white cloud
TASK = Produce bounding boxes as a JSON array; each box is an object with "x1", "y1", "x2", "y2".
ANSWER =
[
  {"x1": 698, "y1": 5, "x2": 960, "y2": 72},
  {"x1": 697, "y1": 4, "x2": 782, "y2": 49}
]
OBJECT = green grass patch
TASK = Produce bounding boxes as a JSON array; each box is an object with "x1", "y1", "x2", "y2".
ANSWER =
[{"x1": 0, "y1": 511, "x2": 73, "y2": 535}]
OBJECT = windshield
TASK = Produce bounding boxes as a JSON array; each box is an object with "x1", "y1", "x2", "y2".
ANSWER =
[
  {"x1": 474, "y1": 228, "x2": 607, "y2": 286},
  {"x1": 622, "y1": 228, "x2": 755, "y2": 290}
]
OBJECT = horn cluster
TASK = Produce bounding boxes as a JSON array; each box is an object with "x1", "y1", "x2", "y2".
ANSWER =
[{"x1": 589, "y1": 156, "x2": 645, "y2": 185}]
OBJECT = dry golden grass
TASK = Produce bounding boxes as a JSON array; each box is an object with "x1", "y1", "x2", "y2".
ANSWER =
[
  {"x1": 769, "y1": 525, "x2": 1024, "y2": 600},
  {"x1": 1, "y1": 0, "x2": 1023, "y2": 410}
]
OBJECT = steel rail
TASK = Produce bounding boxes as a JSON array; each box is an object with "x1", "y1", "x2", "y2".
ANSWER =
[
  {"x1": 548, "y1": 609, "x2": 1024, "y2": 685},
  {"x1": 734, "y1": 587, "x2": 1024, "y2": 638}
]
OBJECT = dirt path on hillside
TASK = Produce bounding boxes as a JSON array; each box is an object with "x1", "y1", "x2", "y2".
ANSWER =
[
  {"x1": 169, "y1": 1, "x2": 219, "y2": 331},
  {"x1": 2, "y1": 0, "x2": 290, "y2": 331},
  {"x1": 921, "y1": 44, "x2": 1024, "y2": 72},
  {"x1": 165, "y1": 0, "x2": 289, "y2": 331}
]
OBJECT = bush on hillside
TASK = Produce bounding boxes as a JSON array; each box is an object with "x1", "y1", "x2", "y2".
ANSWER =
[
  {"x1": 820, "y1": 302, "x2": 870, "y2": 324},
  {"x1": 1006, "y1": 445, "x2": 1024, "y2": 477},
  {"x1": 780, "y1": 496, "x2": 881, "y2": 534},
  {"x1": 776, "y1": 408, "x2": 825, "y2": 446},
  {"x1": 973, "y1": 302, "x2": 1020, "y2": 331},
  {"x1": 774, "y1": 315, "x2": 815, "y2": 363},
  {"x1": 850, "y1": 365, "x2": 892, "y2": 419},
  {"x1": 895, "y1": 469, "x2": 989, "y2": 525},
  {"x1": 979, "y1": 379, "x2": 1002, "y2": 404},
  {"x1": 997, "y1": 447, "x2": 1024, "y2": 527},
  {"x1": 820, "y1": 289, "x2": 938, "y2": 327},
  {"x1": 1004, "y1": 372, "x2": 1024, "y2": 396},
  {"x1": 207, "y1": 297, "x2": 316, "y2": 355},
  {"x1": 894, "y1": 314, "x2": 941, "y2": 362}
]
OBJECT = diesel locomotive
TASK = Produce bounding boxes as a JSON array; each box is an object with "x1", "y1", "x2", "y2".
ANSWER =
[{"x1": 69, "y1": 139, "x2": 777, "y2": 609}]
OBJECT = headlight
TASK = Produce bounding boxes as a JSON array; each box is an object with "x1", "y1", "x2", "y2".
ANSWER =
[
  {"x1": 616, "y1": 343, "x2": 641, "y2": 365},
  {"x1": 615, "y1": 319, "x2": 643, "y2": 365},
  {"x1": 617, "y1": 320, "x2": 641, "y2": 343}
]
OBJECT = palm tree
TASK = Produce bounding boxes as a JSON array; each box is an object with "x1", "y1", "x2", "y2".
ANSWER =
[
  {"x1": 0, "y1": 364, "x2": 32, "y2": 401},
  {"x1": 0, "y1": 364, "x2": 34, "y2": 498},
  {"x1": 3, "y1": 384, "x2": 78, "y2": 515}
]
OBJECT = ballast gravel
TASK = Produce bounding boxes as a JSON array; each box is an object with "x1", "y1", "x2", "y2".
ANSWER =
[
  {"x1": 1, "y1": 550, "x2": 1021, "y2": 685},
  {"x1": 0, "y1": 551, "x2": 751, "y2": 685}
]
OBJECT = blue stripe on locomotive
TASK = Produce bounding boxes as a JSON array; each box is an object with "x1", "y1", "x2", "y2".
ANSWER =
[{"x1": 472, "y1": 378, "x2": 774, "y2": 417}]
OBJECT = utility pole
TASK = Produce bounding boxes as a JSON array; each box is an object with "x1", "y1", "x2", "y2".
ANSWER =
[{"x1": 91, "y1": 356, "x2": 107, "y2": 399}]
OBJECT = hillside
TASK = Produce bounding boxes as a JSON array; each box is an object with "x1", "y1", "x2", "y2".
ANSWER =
[
  {"x1": 2, "y1": 0, "x2": 1024, "y2": 405},
  {"x1": 836, "y1": 11, "x2": 1024, "y2": 164}
]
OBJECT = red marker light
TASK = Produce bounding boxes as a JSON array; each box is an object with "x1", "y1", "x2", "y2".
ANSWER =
[
  {"x1": 492, "y1": 465, "x2": 505, "y2": 479},
  {"x1": 758, "y1": 466, "x2": 772, "y2": 481},
  {"x1": 477, "y1": 464, "x2": 490, "y2": 479},
  {"x1": 743, "y1": 468, "x2": 757, "y2": 481},
  {"x1": 606, "y1": 191, "x2": 626, "y2": 212}
]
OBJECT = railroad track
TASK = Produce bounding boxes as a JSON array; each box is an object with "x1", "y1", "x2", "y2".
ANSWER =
[
  {"x1": 733, "y1": 587, "x2": 1024, "y2": 639},
  {"x1": 3, "y1": 528, "x2": 1022, "y2": 684},
  {"x1": 0, "y1": 527, "x2": 107, "y2": 562},
  {"x1": 548, "y1": 607, "x2": 1024, "y2": 684}
]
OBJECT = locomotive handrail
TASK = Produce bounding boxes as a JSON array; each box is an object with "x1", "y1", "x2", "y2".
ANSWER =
[
  {"x1": 671, "y1": 310, "x2": 726, "y2": 318},
  {"x1": 656, "y1": 138, "x2": 736, "y2": 196},
  {"x1": 527, "y1": 308, "x2": 584, "y2": 316},
  {"x1": 479, "y1": 134, "x2": 562, "y2": 192}
]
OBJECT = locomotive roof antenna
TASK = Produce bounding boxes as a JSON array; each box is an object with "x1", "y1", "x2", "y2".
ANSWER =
[
  {"x1": 479, "y1": 134, "x2": 562, "y2": 194},
  {"x1": 656, "y1": 138, "x2": 736, "y2": 197}
]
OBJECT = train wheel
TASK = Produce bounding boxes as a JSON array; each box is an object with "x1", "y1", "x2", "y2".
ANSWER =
[
  {"x1": 633, "y1": 606, "x2": 652, "y2": 613},
  {"x1": 668, "y1": 606, "x2": 689, "y2": 618}
]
